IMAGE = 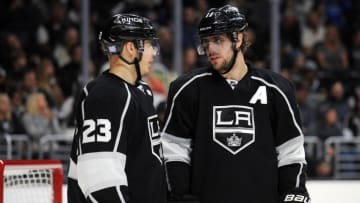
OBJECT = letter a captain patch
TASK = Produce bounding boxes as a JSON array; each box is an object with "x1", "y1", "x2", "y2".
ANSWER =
[{"x1": 249, "y1": 86, "x2": 267, "y2": 104}]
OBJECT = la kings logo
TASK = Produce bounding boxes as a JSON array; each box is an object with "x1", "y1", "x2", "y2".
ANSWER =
[
  {"x1": 147, "y1": 115, "x2": 163, "y2": 163},
  {"x1": 213, "y1": 105, "x2": 255, "y2": 155}
]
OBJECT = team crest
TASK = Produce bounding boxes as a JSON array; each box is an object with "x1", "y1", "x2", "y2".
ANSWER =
[
  {"x1": 213, "y1": 105, "x2": 255, "y2": 155},
  {"x1": 147, "y1": 115, "x2": 163, "y2": 163}
]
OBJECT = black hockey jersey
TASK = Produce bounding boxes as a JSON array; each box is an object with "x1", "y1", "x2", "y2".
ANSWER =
[
  {"x1": 67, "y1": 71, "x2": 166, "y2": 203},
  {"x1": 162, "y1": 65, "x2": 308, "y2": 203}
]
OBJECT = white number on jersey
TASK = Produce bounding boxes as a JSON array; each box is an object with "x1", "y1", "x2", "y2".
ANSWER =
[{"x1": 82, "y1": 119, "x2": 111, "y2": 143}]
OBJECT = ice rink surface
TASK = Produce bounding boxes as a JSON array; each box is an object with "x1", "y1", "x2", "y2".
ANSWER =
[{"x1": 61, "y1": 180, "x2": 360, "y2": 203}]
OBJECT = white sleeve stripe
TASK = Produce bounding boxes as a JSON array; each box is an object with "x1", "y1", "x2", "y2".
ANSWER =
[
  {"x1": 296, "y1": 163, "x2": 303, "y2": 187},
  {"x1": 162, "y1": 133, "x2": 192, "y2": 164},
  {"x1": 113, "y1": 82, "x2": 131, "y2": 152},
  {"x1": 162, "y1": 72, "x2": 212, "y2": 134},
  {"x1": 276, "y1": 136, "x2": 306, "y2": 167},
  {"x1": 77, "y1": 152, "x2": 128, "y2": 196},
  {"x1": 88, "y1": 194, "x2": 98, "y2": 203},
  {"x1": 68, "y1": 158, "x2": 77, "y2": 180},
  {"x1": 79, "y1": 85, "x2": 89, "y2": 155},
  {"x1": 250, "y1": 76, "x2": 303, "y2": 136},
  {"x1": 116, "y1": 185, "x2": 126, "y2": 203},
  {"x1": 81, "y1": 85, "x2": 89, "y2": 120}
]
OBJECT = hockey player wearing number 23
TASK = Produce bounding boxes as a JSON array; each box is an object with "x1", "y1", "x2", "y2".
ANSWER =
[
  {"x1": 67, "y1": 14, "x2": 167, "y2": 203},
  {"x1": 162, "y1": 5, "x2": 310, "y2": 203}
]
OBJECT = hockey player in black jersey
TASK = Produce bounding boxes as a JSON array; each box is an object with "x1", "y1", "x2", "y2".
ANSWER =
[
  {"x1": 163, "y1": 5, "x2": 310, "y2": 203},
  {"x1": 67, "y1": 13, "x2": 166, "y2": 203}
]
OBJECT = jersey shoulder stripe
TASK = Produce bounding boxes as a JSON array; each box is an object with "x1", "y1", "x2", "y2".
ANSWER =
[
  {"x1": 113, "y1": 82, "x2": 131, "y2": 152},
  {"x1": 250, "y1": 75, "x2": 303, "y2": 137},
  {"x1": 170, "y1": 67, "x2": 212, "y2": 89},
  {"x1": 163, "y1": 68, "x2": 212, "y2": 134}
]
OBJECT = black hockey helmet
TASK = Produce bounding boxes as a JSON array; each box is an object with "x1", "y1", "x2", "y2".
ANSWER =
[
  {"x1": 99, "y1": 13, "x2": 159, "y2": 55},
  {"x1": 198, "y1": 5, "x2": 247, "y2": 38}
]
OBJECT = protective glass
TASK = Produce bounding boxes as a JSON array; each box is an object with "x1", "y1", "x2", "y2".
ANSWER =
[{"x1": 196, "y1": 35, "x2": 229, "y2": 55}]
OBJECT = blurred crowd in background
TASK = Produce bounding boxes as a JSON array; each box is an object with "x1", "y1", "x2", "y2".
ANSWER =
[{"x1": 0, "y1": 0, "x2": 360, "y2": 179}]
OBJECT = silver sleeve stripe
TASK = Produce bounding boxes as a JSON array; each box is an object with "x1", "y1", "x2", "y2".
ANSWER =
[
  {"x1": 250, "y1": 76, "x2": 303, "y2": 136},
  {"x1": 79, "y1": 85, "x2": 89, "y2": 155},
  {"x1": 113, "y1": 82, "x2": 131, "y2": 152},
  {"x1": 276, "y1": 135, "x2": 306, "y2": 167},
  {"x1": 296, "y1": 163, "x2": 304, "y2": 188},
  {"x1": 162, "y1": 72, "x2": 212, "y2": 135},
  {"x1": 81, "y1": 85, "x2": 89, "y2": 121},
  {"x1": 116, "y1": 185, "x2": 126, "y2": 203},
  {"x1": 68, "y1": 158, "x2": 77, "y2": 180},
  {"x1": 162, "y1": 132, "x2": 192, "y2": 164},
  {"x1": 89, "y1": 194, "x2": 98, "y2": 203},
  {"x1": 77, "y1": 152, "x2": 128, "y2": 197}
]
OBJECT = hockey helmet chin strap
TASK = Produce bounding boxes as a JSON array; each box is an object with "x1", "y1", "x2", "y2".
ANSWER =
[
  {"x1": 118, "y1": 52, "x2": 143, "y2": 82},
  {"x1": 220, "y1": 49, "x2": 238, "y2": 75},
  {"x1": 219, "y1": 32, "x2": 240, "y2": 75}
]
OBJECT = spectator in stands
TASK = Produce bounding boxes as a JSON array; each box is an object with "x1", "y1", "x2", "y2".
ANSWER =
[
  {"x1": 44, "y1": 1, "x2": 71, "y2": 49},
  {"x1": 345, "y1": 94, "x2": 360, "y2": 137},
  {"x1": 324, "y1": 0, "x2": 351, "y2": 30},
  {"x1": 295, "y1": 82, "x2": 317, "y2": 137},
  {"x1": 57, "y1": 44, "x2": 81, "y2": 100},
  {"x1": 297, "y1": 60, "x2": 326, "y2": 112},
  {"x1": 244, "y1": 28, "x2": 267, "y2": 68},
  {"x1": 280, "y1": 8, "x2": 301, "y2": 52},
  {"x1": 53, "y1": 27, "x2": 79, "y2": 68},
  {"x1": 20, "y1": 68, "x2": 55, "y2": 108},
  {"x1": 36, "y1": 58, "x2": 63, "y2": 108},
  {"x1": 183, "y1": 47, "x2": 198, "y2": 73},
  {"x1": 315, "y1": 24, "x2": 349, "y2": 70},
  {"x1": 0, "y1": 33, "x2": 23, "y2": 70},
  {"x1": 158, "y1": 26, "x2": 173, "y2": 69},
  {"x1": 8, "y1": 50, "x2": 28, "y2": 83},
  {"x1": 0, "y1": 93, "x2": 25, "y2": 135},
  {"x1": 8, "y1": 86, "x2": 25, "y2": 119},
  {"x1": 322, "y1": 81, "x2": 350, "y2": 126},
  {"x1": 301, "y1": 10, "x2": 325, "y2": 56},
  {"x1": 0, "y1": 66, "x2": 9, "y2": 93},
  {"x1": 22, "y1": 92, "x2": 61, "y2": 157},
  {"x1": 317, "y1": 106, "x2": 343, "y2": 141},
  {"x1": 280, "y1": 7, "x2": 302, "y2": 71},
  {"x1": 183, "y1": 6, "x2": 199, "y2": 49},
  {"x1": 308, "y1": 159, "x2": 333, "y2": 178},
  {"x1": 350, "y1": 29, "x2": 360, "y2": 70}
]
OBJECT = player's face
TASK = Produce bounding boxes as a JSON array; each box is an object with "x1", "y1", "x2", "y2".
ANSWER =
[
  {"x1": 139, "y1": 39, "x2": 160, "y2": 75},
  {"x1": 201, "y1": 34, "x2": 234, "y2": 72}
]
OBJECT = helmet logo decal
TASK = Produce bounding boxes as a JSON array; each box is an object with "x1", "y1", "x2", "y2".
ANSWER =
[
  {"x1": 205, "y1": 11, "x2": 216, "y2": 18},
  {"x1": 113, "y1": 14, "x2": 143, "y2": 24}
]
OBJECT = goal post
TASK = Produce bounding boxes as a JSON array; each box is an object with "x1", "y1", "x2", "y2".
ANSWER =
[{"x1": 0, "y1": 160, "x2": 63, "y2": 203}]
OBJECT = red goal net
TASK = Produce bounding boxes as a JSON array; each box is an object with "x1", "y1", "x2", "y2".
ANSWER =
[{"x1": 0, "y1": 160, "x2": 63, "y2": 203}]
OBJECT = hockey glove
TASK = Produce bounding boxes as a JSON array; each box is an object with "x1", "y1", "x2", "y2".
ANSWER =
[{"x1": 280, "y1": 188, "x2": 310, "y2": 203}]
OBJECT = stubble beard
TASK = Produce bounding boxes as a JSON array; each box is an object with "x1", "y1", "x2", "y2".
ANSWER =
[{"x1": 214, "y1": 58, "x2": 231, "y2": 74}]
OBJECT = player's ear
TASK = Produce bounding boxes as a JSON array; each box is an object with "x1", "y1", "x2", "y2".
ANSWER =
[
  {"x1": 236, "y1": 32, "x2": 243, "y2": 50},
  {"x1": 122, "y1": 41, "x2": 137, "y2": 59},
  {"x1": 124, "y1": 41, "x2": 136, "y2": 54}
]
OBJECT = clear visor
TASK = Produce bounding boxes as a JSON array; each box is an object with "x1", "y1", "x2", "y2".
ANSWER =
[
  {"x1": 148, "y1": 38, "x2": 160, "y2": 56},
  {"x1": 196, "y1": 35, "x2": 228, "y2": 55}
]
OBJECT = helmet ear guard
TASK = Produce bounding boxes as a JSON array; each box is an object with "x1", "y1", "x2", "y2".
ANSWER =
[{"x1": 100, "y1": 39, "x2": 124, "y2": 55}]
